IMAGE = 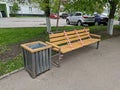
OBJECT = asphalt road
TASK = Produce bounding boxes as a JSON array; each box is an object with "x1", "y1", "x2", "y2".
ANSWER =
[
  {"x1": 0, "y1": 17, "x2": 69, "y2": 28},
  {"x1": 0, "y1": 17, "x2": 119, "y2": 28}
]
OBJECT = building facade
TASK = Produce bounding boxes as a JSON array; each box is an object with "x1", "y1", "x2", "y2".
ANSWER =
[{"x1": 0, "y1": 0, "x2": 44, "y2": 17}]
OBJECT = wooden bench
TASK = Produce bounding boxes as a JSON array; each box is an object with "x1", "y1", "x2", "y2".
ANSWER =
[{"x1": 46, "y1": 28, "x2": 101, "y2": 67}]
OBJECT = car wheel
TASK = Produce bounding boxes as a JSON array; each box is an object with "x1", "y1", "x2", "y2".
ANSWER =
[
  {"x1": 66, "y1": 19, "x2": 70, "y2": 25},
  {"x1": 77, "y1": 21, "x2": 82, "y2": 26}
]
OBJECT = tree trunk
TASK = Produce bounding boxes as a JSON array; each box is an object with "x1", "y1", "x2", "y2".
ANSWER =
[
  {"x1": 46, "y1": 17, "x2": 51, "y2": 33},
  {"x1": 56, "y1": 0, "x2": 61, "y2": 31},
  {"x1": 44, "y1": 0, "x2": 51, "y2": 33},
  {"x1": 107, "y1": 19, "x2": 114, "y2": 35},
  {"x1": 119, "y1": 17, "x2": 120, "y2": 25},
  {"x1": 56, "y1": 16, "x2": 60, "y2": 31},
  {"x1": 107, "y1": 1, "x2": 117, "y2": 35}
]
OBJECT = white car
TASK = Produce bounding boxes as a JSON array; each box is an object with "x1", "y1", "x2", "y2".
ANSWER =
[{"x1": 66, "y1": 12, "x2": 95, "y2": 26}]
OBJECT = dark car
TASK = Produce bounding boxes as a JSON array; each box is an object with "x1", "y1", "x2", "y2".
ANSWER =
[
  {"x1": 94, "y1": 14, "x2": 108, "y2": 25},
  {"x1": 60, "y1": 13, "x2": 69, "y2": 19}
]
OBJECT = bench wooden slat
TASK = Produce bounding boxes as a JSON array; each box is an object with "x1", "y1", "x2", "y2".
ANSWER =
[
  {"x1": 53, "y1": 39, "x2": 67, "y2": 45},
  {"x1": 50, "y1": 36, "x2": 66, "y2": 42},
  {"x1": 69, "y1": 37, "x2": 79, "y2": 42},
  {"x1": 79, "y1": 32, "x2": 89, "y2": 36},
  {"x1": 49, "y1": 32, "x2": 64, "y2": 38},
  {"x1": 68, "y1": 34, "x2": 78, "y2": 39},
  {"x1": 68, "y1": 36, "x2": 90, "y2": 42},
  {"x1": 77, "y1": 29, "x2": 89, "y2": 33},
  {"x1": 82, "y1": 38, "x2": 100, "y2": 46},
  {"x1": 81, "y1": 35, "x2": 90, "y2": 39},
  {"x1": 65, "y1": 30, "x2": 76, "y2": 35}
]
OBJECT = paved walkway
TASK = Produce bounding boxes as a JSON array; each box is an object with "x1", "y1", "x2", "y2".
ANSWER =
[{"x1": 0, "y1": 37, "x2": 120, "y2": 90}]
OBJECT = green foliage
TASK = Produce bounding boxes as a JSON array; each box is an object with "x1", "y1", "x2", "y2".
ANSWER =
[
  {"x1": 17, "y1": 0, "x2": 26, "y2": 4},
  {"x1": 51, "y1": 0, "x2": 60, "y2": 13},
  {"x1": 32, "y1": 0, "x2": 50, "y2": 16},
  {"x1": 63, "y1": 0, "x2": 120, "y2": 17},
  {"x1": 32, "y1": 0, "x2": 61, "y2": 14},
  {"x1": 11, "y1": 3, "x2": 20, "y2": 16},
  {"x1": 63, "y1": 0, "x2": 104, "y2": 14}
]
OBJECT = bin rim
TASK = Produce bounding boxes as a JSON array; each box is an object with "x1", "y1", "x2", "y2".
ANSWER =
[{"x1": 21, "y1": 41, "x2": 52, "y2": 53}]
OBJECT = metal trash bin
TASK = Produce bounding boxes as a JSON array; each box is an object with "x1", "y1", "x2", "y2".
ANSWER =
[{"x1": 21, "y1": 41, "x2": 52, "y2": 78}]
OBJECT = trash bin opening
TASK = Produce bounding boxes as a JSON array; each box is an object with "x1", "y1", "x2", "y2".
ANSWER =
[{"x1": 28, "y1": 43, "x2": 46, "y2": 49}]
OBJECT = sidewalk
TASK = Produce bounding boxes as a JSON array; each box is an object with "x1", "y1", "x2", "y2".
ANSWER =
[{"x1": 0, "y1": 37, "x2": 120, "y2": 90}]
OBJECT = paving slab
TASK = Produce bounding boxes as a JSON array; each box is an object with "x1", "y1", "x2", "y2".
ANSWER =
[{"x1": 0, "y1": 37, "x2": 120, "y2": 90}]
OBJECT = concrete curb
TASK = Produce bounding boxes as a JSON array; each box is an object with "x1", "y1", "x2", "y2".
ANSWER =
[{"x1": 0, "y1": 67, "x2": 24, "y2": 80}]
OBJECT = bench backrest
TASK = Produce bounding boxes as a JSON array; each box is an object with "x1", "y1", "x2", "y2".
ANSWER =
[
  {"x1": 49, "y1": 32, "x2": 67, "y2": 45},
  {"x1": 49, "y1": 28, "x2": 90, "y2": 46},
  {"x1": 76, "y1": 28, "x2": 91, "y2": 40}
]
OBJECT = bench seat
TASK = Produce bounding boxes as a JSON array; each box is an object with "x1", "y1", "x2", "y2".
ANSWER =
[
  {"x1": 83, "y1": 38, "x2": 100, "y2": 46},
  {"x1": 53, "y1": 41, "x2": 83, "y2": 53}
]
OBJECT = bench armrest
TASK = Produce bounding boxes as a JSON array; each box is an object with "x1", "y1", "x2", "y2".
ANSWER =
[
  {"x1": 46, "y1": 41, "x2": 60, "y2": 49},
  {"x1": 90, "y1": 34, "x2": 101, "y2": 39}
]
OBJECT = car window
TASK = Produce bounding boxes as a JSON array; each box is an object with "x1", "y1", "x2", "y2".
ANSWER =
[
  {"x1": 95, "y1": 14, "x2": 99, "y2": 17},
  {"x1": 69, "y1": 13, "x2": 73, "y2": 16},
  {"x1": 75, "y1": 13, "x2": 82, "y2": 16},
  {"x1": 62, "y1": 13, "x2": 68, "y2": 15}
]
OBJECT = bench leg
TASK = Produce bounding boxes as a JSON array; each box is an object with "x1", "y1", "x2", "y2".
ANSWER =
[
  {"x1": 52, "y1": 51, "x2": 62, "y2": 68},
  {"x1": 57, "y1": 52, "x2": 62, "y2": 67},
  {"x1": 96, "y1": 41, "x2": 100, "y2": 49}
]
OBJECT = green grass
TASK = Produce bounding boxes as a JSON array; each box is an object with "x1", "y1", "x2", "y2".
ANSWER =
[
  {"x1": 0, "y1": 54, "x2": 23, "y2": 76},
  {"x1": 0, "y1": 26, "x2": 106, "y2": 46},
  {"x1": 0, "y1": 25, "x2": 120, "y2": 76},
  {"x1": 0, "y1": 27, "x2": 45, "y2": 46}
]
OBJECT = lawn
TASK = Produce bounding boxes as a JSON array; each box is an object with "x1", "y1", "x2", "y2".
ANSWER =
[{"x1": 0, "y1": 25, "x2": 120, "y2": 76}]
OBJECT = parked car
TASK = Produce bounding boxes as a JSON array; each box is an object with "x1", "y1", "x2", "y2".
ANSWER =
[
  {"x1": 60, "y1": 13, "x2": 69, "y2": 19},
  {"x1": 50, "y1": 14, "x2": 59, "y2": 19},
  {"x1": 0, "y1": 12, "x2": 2, "y2": 18},
  {"x1": 94, "y1": 14, "x2": 108, "y2": 25},
  {"x1": 66, "y1": 12, "x2": 95, "y2": 26}
]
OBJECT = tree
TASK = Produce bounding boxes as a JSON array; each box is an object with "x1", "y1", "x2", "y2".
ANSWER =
[
  {"x1": 11, "y1": 2, "x2": 20, "y2": 16},
  {"x1": 117, "y1": 3, "x2": 120, "y2": 25},
  {"x1": 32, "y1": 0, "x2": 51, "y2": 33},
  {"x1": 118, "y1": 10, "x2": 120, "y2": 25},
  {"x1": 107, "y1": 0, "x2": 120, "y2": 35},
  {"x1": 95, "y1": 0, "x2": 120, "y2": 35},
  {"x1": 63, "y1": 0, "x2": 120, "y2": 35},
  {"x1": 32, "y1": 0, "x2": 62, "y2": 32}
]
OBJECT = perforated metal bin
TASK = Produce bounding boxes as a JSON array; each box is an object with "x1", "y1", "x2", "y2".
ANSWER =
[{"x1": 21, "y1": 41, "x2": 52, "y2": 78}]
